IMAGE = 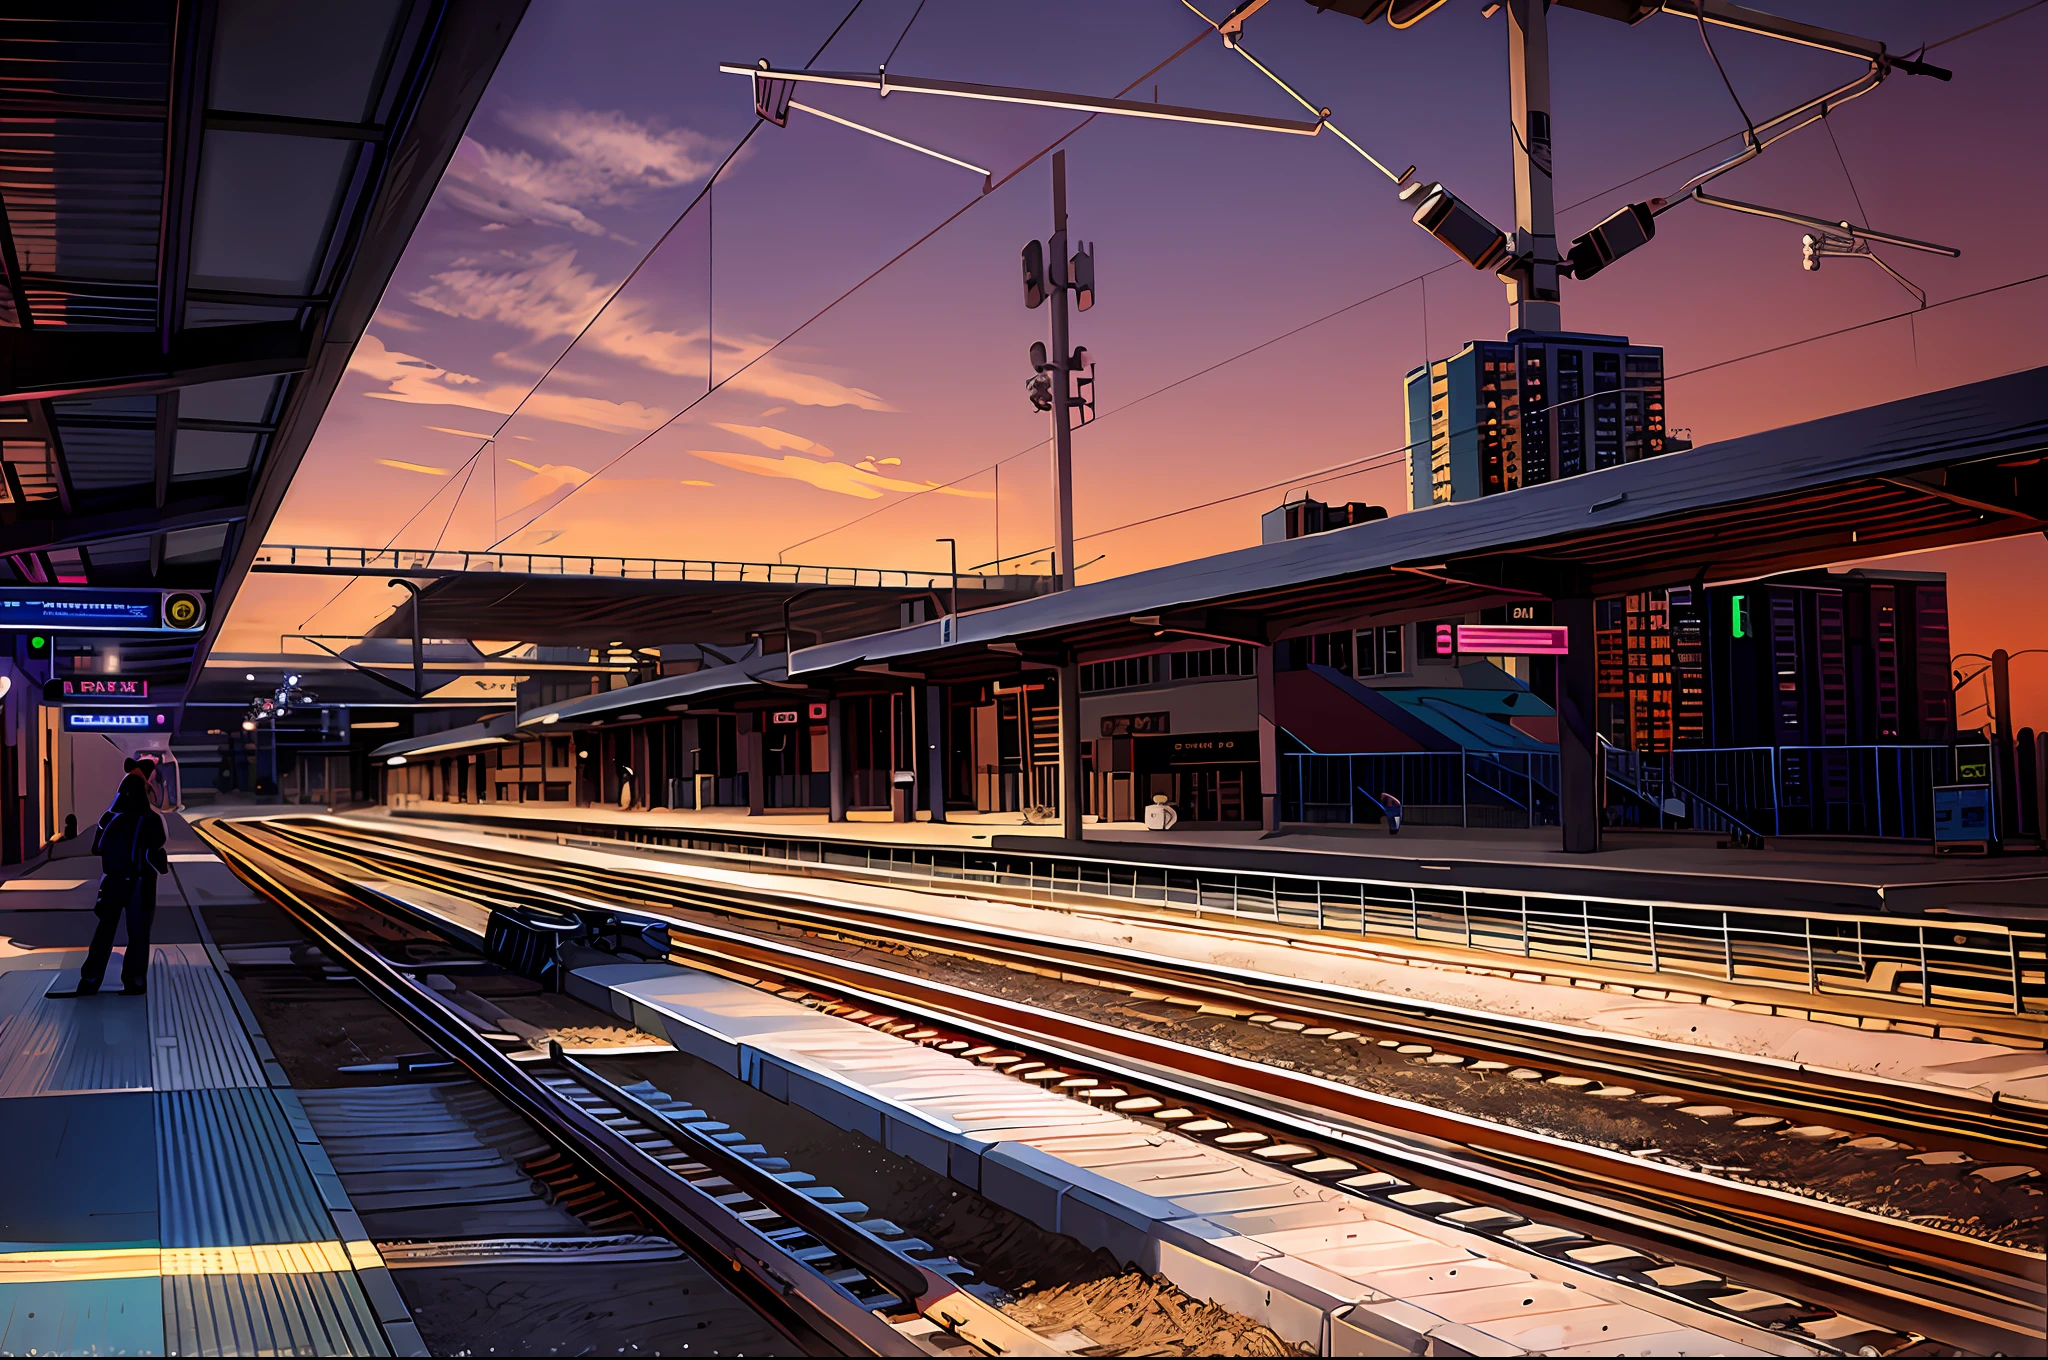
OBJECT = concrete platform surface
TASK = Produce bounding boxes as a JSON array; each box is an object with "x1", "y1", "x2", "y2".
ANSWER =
[
  {"x1": 0, "y1": 819, "x2": 427, "y2": 1357},
  {"x1": 561, "y1": 955, "x2": 1821, "y2": 1358}
]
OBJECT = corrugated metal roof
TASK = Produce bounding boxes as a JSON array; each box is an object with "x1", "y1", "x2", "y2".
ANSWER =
[
  {"x1": 790, "y1": 365, "x2": 2048, "y2": 677},
  {"x1": 155, "y1": 1088, "x2": 333, "y2": 1248},
  {"x1": 147, "y1": 942, "x2": 265, "y2": 1091},
  {"x1": 0, "y1": 117, "x2": 167, "y2": 328}
]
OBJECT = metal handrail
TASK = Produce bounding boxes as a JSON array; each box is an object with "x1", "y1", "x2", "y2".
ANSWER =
[
  {"x1": 255, "y1": 544, "x2": 1050, "y2": 591},
  {"x1": 1600, "y1": 736, "x2": 1769, "y2": 844}
]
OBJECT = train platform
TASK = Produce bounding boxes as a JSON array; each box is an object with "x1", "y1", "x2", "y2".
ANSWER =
[
  {"x1": 0, "y1": 817, "x2": 425, "y2": 1357},
  {"x1": 372, "y1": 798, "x2": 2048, "y2": 919},
  {"x1": 329, "y1": 813, "x2": 2048, "y2": 1100}
]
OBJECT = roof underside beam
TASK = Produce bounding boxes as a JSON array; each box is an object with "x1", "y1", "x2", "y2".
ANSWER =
[
  {"x1": 0, "y1": 493, "x2": 245, "y2": 556},
  {"x1": 158, "y1": 0, "x2": 218, "y2": 352},
  {"x1": 0, "y1": 321, "x2": 308, "y2": 404}
]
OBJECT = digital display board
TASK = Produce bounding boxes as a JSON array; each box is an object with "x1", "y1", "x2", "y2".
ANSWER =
[
  {"x1": 0, "y1": 589, "x2": 188, "y2": 632},
  {"x1": 64, "y1": 709, "x2": 169, "y2": 731},
  {"x1": 63, "y1": 678, "x2": 148, "y2": 698}
]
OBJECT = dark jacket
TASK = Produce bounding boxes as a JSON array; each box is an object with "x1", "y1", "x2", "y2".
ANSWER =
[{"x1": 95, "y1": 777, "x2": 168, "y2": 878}]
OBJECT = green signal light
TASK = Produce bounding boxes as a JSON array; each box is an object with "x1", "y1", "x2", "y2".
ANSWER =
[
  {"x1": 1729, "y1": 594, "x2": 1748, "y2": 640},
  {"x1": 29, "y1": 636, "x2": 43, "y2": 648}
]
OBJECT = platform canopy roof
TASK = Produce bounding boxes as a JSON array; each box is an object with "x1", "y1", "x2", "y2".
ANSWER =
[
  {"x1": 351, "y1": 566, "x2": 1056, "y2": 649},
  {"x1": 790, "y1": 365, "x2": 2048, "y2": 683},
  {"x1": 0, "y1": 0, "x2": 527, "y2": 704},
  {"x1": 369, "y1": 710, "x2": 518, "y2": 762},
  {"x1": 514, "y1": 650, "x2": 798, "y2": 730}
]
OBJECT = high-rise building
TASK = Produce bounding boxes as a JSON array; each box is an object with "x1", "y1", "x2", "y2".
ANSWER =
[
  {"x1": 1596, "y1": 568, "x2": 1952, "y2": 754},
  {"x1": 1403, "y1": 330, "x2": 1670, "y2": 508}
]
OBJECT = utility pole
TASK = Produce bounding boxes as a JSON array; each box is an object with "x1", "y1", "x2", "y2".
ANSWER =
[
  {"x1": 1991, "y1": 648, "x2": 2015, "y2": 841},
  {"x1": 1504, "y1": 0, "x2": 1560, "y2": 334},
  {"x1": 1020, "y1": 151, "x2": 1096, "y2": 841},
  {"x1": 935, "y1": 537, "x2": 959, "y2": 623},
  {"x1": 1046, "y1": 151, "x2": 1078, "y2": 591}
]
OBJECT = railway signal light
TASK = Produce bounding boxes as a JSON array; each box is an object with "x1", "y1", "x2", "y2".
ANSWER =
[{"x1": 1021, "y1": 239, "x2": 1047, "y2": 309}]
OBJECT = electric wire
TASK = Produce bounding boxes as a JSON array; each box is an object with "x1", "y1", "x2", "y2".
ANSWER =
[
  {"x1": 781, "y1": 5, "x2": 2026, "y2": 564},
  {"x1": 1924, "y1": 0, "x2": 2048, "y2": 49},
  {"x1": 298, "y1": 0, "x2": 872, "y2": 630},
  {"x1": 1693, "y1": 0, "x2": 1757, "y2": 140},
  {"x1": 1036, "y1": 268, "x2": 2048, "y2": 555},
  {"x1": 315, "y1": 0, "x2": 2031, "y2": 603},
  {"x1": 882, "y1": 0, "x2": 929, "y2": 71},
  {"x1": 485, "y1": 24, "x2": 1215, "y2": 551}
]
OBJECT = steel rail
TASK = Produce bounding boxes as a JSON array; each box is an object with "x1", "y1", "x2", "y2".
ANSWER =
[
  {"x1": 242, "y1": 817, "x2": 2047, "y2": 1352},
  {"x1": 297, "y1": 816, "x2": 2043, "y2": 1155},
  {"x1": 197, "y1": 819, "x2": 1052, "y2": 1359}
]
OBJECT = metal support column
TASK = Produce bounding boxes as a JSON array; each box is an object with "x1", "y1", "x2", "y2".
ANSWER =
[
  {"x1": 743, "y1": 711, "x2": 764, "y2": 816},
  {"x1": 1257, "y1": 642, "x2": 1280, "y2": 834},
  {"x1": 924, "y1": 683, "x2": 947, "y2": 824},
  {"x1": 1047, "y1": 153, "x2": 1077, "y2": 592},
  {"x1": 827, "y1": 697, "x2": 846, "y2": 823},
  {"x1": 1505, "y1": 0, "x2": 1561, "y2": 332},
  {"x1": 1058, "y1": 659, "x2": 1083, "y2": 841},
  {"x1": 1555, "y1": 597, "x2": 1601, "y2": 853}
]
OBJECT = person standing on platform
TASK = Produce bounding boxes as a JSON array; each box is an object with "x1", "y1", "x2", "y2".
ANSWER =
[{"x1": 56, "y1": 758, "x2": 169, "y2": 997}]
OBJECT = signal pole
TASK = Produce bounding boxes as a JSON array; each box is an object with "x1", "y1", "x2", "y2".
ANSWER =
[
  {"x1": 1020, "y1": 150, "x2": 1096, "y2": 841},
  {"x1": 1504, "y1": 0, "x2": 1561, "y2": 333},
  {"x1": 1046, "y1": 151, "x2": 1077, "y2": 591}
]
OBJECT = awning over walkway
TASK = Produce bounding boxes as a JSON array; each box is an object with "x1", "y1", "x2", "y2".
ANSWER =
[
  {"x1": 369, "y1": 712, "x2": 518, "y2": 762},
  {"x1": 514, "y1": 653, "x2": 795, "y2": 729}
]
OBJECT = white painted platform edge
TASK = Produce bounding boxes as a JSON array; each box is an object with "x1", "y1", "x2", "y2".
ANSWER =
[{"x1": 566, "y1": 961, "x2": 1809, "y2": 1359}]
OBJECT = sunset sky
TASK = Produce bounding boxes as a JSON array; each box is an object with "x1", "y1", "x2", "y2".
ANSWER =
[{"x1": 228, "y1": 0, "x2": 2048, "y2": 729}]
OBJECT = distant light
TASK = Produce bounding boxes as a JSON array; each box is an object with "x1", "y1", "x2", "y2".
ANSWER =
[
  {"x1": 241, "y1": 719, "x2": 256, "y2": 731},
  {"x1": 540, "y1": 713, "x2": 560, "y2": 725},
  {"x1": 245, "y1": 672, "x2": 255, "y2": 681},
  {"x1": 386, "y1": 755, "x2": 408, "y2": 766},
  {"x1": 285, "y1": 674, "x2": 300, "y2": 686}
]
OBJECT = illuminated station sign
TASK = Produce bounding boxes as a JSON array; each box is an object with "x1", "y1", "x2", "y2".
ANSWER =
[
  {"x1": 64, "y1": 678, "x2": 148, "y2": 698},
  {"x1": 1434, "y1": 623, "x2": 1572, "y2": 656},
  {"x1": 64, "y1": 709, "x2": 170, "y2": 731}
]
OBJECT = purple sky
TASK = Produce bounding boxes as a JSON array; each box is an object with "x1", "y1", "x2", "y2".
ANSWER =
[{"x1": 229, "y1": 0, "x2": 2048, "y2": 725}]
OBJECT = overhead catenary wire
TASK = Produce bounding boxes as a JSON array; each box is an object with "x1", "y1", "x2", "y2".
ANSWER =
[
  {"x1": 1002, "y1": 268, "x2": 2048, "y2": 562},
  {"x1": 1693, "y1": 0, "x2": 1757, "y2": 140},
  {"x1": 300, "y1": 0, "x2": 873, "y2": 631},
  {"x1": 342, "y1": 0, "x2": 2032, "y2": 595},
  {"x1": 487, "y1": 24, "x2": 1217, "y2": 551},
  {"x1": 778, "y1": 4, "x2": 2025, "y2": 565},
  {"x1": 881, "y1": 0, "x2": 928, "y2": 71}
]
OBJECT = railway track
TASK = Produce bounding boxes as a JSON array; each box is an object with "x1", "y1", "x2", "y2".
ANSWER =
[
  {"x1": 195, "y1": 818, "x2": 1058, "y2": 1359},
  {"x1": 294, "y1": 814, "x2": 2045, "y2": 1157},
  {"x1": 210, "y1": 815, "x2": 2048, "y2": 1355}
]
